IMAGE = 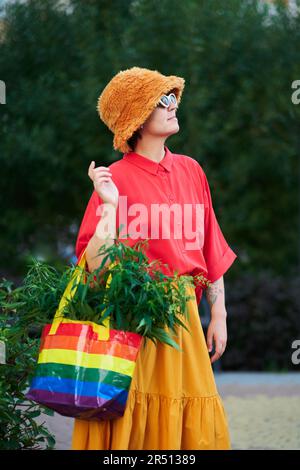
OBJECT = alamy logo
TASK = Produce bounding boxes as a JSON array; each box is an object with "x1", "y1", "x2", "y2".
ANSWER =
[
  {"x1": 291, "y1": 80, "x2": 300, "y2": 105},
  {"x1": 291, "y1": 339, "x2": 300, "y2": 365},
  {"x1": 95, "y1": 197, "x2": 205, "y2": 250},
  {"x1": 0, "y1": 80, "x2": 6, "y2": 104}
]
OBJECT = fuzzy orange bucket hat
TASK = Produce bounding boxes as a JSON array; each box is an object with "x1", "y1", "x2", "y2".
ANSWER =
[{"x1": 97, "y1": 66, "x2": 185, "y2": 154}]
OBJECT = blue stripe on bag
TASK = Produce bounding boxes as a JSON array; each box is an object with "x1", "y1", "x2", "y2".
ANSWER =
[{"x1": 30, "y1": 376, "x2": 128, "y2": 404}]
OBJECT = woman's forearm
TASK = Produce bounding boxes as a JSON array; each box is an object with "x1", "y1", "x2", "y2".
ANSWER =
[
  {"x1": 205, "y1": 276, "x2": 227, "y2": 319},
  {"x1": 85, "y1": 203, "x2": 117, "y2": 273}
]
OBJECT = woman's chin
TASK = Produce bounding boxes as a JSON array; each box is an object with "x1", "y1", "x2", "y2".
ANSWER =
[
  {"x1": 169, "y1": 123, "x2": 179, "y2": 134},
  {"x1": 167, "y1": 120, "x2": 179, "y2": 129}
]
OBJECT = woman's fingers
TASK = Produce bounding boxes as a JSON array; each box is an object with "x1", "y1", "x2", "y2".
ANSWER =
[
  {"x1": 209, "y1": 338, "x2": 226, "y2": 364},
  {"x1": 88, "y1": 161, "x2": 95, "y2": 180},
  {"x1": 95, "y1": 176, "x2": 112, "y2": 184},
  {"x1": 88, "y1": 161, "x2": 112, "y2": 182},
  {"x1": 206, "y1": 330, "x2": 213, "y2": 353},
  {"x1": 94, "y1": 172, "x2": 112, "y2": 182},
  {"x1": 93, "y1": 166, "x2": 112, "y2": 172},
  {"x1": 94, "y1": 172, "x2": 112, "y2": 179},
  {"x1": 210, "y1": 346, "x2": 221, "y2": 363}
]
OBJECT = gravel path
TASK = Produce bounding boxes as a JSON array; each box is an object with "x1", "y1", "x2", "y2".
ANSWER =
[
  {"x1": 215, "y1": 372, "x2": 300, "y2": 450},
  {"x1": 36, "y1": 372, "x2": 300, "y2": 450}
]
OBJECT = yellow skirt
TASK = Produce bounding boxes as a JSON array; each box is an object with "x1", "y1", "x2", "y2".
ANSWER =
[{"x1": 71, "y1": 284, "x2": 231, "y2": 450}]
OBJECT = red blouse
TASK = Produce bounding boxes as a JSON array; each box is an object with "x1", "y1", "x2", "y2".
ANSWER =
[{"x1": 75, "y1": 145, "x2": 237, "y2": 305}]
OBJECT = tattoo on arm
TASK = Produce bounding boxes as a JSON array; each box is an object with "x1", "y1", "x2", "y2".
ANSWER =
[{"x1": 206, "y1": 277, "x2": 224, "y2": 308}]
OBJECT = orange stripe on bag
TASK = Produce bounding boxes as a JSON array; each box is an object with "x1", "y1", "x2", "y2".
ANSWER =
[{"x1": 40, "y1": 334, "x2": 140, "y2": 361}]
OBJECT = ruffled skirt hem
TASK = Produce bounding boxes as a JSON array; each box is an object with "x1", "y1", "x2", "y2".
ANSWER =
[{"x1": 71, "y1": 388, "x2": 231, "y2": 450}]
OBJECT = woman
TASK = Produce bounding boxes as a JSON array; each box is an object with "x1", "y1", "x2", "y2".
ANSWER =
[{"x1": 71, "y1": 66, "x2": 238, "y2": 450}]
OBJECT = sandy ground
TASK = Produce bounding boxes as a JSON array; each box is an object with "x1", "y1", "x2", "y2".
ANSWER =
[
  {"x1": 35, "y1": 372, "x2": 300, "y2": 450},
  {"x1": 216, "y1": 372, "x2": 300, "y2": 450}
]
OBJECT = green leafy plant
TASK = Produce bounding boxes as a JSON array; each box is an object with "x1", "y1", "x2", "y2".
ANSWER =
[
  {"x1": 0, "y1": 279, "x2": 56, "y2": 450},
  {"x1": 57, "y1": 236, "x2": 212, "y2": 351}
]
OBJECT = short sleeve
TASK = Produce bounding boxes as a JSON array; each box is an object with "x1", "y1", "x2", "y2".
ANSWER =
[
  {"x1": 75, "y1": 190, "x2": 103, "y2": 263},
  {"x1": 200, "y1": 167, "x2": 238, "y2": 283}
]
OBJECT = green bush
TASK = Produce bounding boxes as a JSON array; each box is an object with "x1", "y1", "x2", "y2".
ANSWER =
[
  {"x1": 217, "y1": 270, "x2": 300, "y2": 371},
  {"x1": 0, "y1": 279, "x2": 56, "y2": 450}
]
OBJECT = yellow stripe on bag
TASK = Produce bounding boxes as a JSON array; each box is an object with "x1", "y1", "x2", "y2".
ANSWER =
[{"x1": 37, "y1": 348, "x2": 135, "y2": 376}]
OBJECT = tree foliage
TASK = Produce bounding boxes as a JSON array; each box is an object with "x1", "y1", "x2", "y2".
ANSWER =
[{"x1": 0, "y1": 0, "x2": 299, "y2": 280}]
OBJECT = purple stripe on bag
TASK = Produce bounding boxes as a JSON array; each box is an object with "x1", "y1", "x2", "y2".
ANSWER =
[
  {"x1": 50, "y1": 402, "x2": 125, "y2": 420},
  {"x1": 26, "y1": 389, "x2": 127, "y2": 419},
  {"x1": 30, "y1": 376, "x2": 128, "y2": 402}
]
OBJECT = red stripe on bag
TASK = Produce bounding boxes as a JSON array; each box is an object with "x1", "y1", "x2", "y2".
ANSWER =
[{"x1": 41, "y1": 323, "x2": 142, "y2": 348}]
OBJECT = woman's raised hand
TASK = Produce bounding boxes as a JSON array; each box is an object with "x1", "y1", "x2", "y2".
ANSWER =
[{"x1": 88, "y1": 161, "x2": 119, "y2": 208}]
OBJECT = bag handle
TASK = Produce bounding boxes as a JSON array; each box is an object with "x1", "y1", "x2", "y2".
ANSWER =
[{"x1": 49, "y1": 245, "x2": 117, "y2": 340}]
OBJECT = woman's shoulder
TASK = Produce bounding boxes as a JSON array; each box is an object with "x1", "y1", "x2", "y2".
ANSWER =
[{"x1": 172, "y1": 151, "x2": 205, "y2": 175}]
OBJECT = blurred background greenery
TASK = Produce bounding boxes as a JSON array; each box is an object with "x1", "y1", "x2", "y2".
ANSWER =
[{"x1": 0, "y1": 0, "x2": 299, "y2": 371}]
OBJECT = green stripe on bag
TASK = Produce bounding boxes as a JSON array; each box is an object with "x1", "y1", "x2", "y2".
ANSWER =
[{"x1": 34, "y1": 362, "x2": 132, "y2": 389}]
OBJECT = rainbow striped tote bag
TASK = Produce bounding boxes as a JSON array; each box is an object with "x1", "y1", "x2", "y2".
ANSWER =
[{"x1": 25, "y1": 246, "x2": 143, "y2": 420}]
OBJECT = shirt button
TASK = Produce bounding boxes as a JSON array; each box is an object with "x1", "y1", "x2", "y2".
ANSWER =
[{"x1": 169, "y1": 194, "x2": 174, "y2": 201}]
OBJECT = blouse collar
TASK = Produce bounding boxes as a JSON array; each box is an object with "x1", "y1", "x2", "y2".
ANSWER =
[{"x1": 122, "y1": 145, "x2": 173, "y2": 175}]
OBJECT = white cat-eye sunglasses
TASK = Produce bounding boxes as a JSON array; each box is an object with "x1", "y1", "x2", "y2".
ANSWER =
[{"x1": 157, "y1": 92, "x2": 177, "y2": 108}]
